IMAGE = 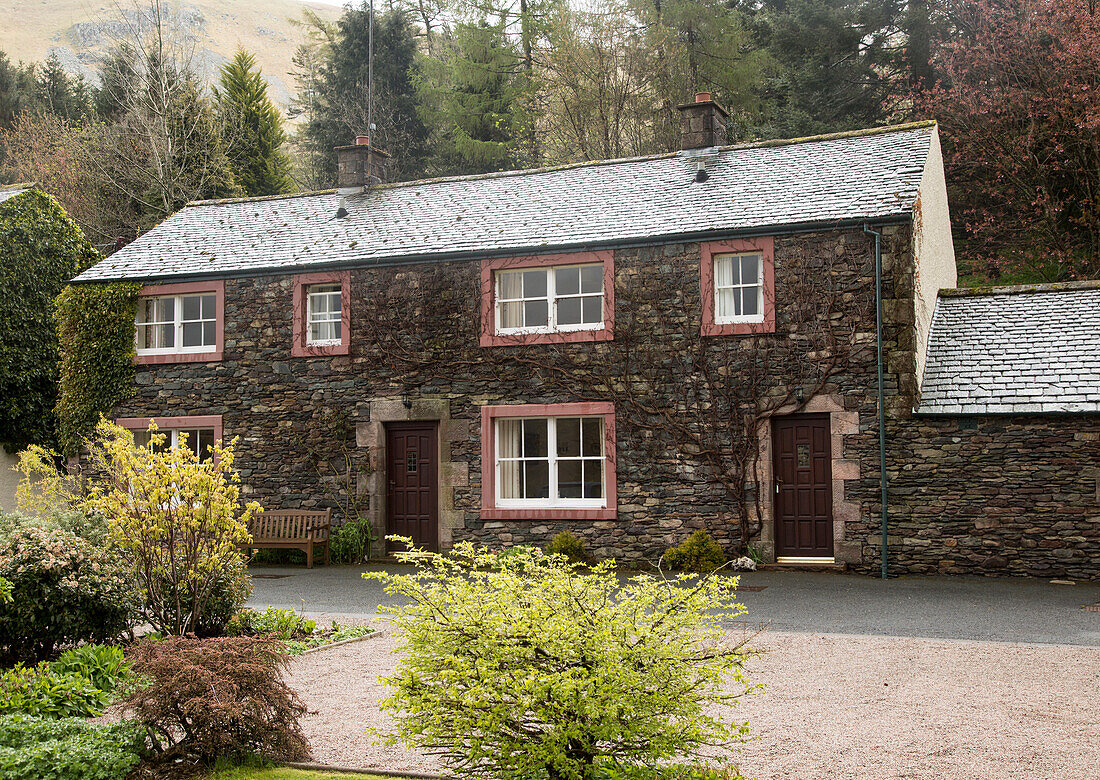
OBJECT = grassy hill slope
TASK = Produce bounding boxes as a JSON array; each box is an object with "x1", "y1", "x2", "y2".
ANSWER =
[{"x1": 0, "y1": 0, "x2": 340, "y2": 114}]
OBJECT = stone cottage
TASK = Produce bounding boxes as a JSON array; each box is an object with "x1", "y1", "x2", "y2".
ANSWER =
[{"x1": 71, "y1": 96, "x2": 1100, "y2": 579}]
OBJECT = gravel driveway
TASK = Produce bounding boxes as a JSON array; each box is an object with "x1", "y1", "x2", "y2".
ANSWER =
[{"x1": 286, "y1": 627, "x2": 1100, "y2": 780}]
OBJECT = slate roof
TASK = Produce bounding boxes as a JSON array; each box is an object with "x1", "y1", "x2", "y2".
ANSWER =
[
  {"x1": 0, "y1": 185, "x2": 33, "y2": 206},
  {"x1": 75, "y1": 122, "x2": 935, "y2": 283},
  {"x1": 918, "y1": 283, "x2": 1100, "y2": 415}
]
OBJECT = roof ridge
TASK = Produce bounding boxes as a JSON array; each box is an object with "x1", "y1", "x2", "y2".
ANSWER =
[
  {"x1": 940, "y1": 279, "x2": 1100, "y2": 297},
  {"x1": 181, "y1": 121, "x2": 936, "y2": 209},
  {"x1": 719, "y1": 120, "x2": 936, "y2": 153}
]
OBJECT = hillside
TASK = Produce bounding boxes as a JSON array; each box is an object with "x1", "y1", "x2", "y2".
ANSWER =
[{"x1": 0, "y1": 0, "x2": 341, "y2": 114}]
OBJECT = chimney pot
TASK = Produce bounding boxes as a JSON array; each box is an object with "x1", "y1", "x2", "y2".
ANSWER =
[
  {"x1": 676, "y1": 93, "x2": 729, "y2": 151},
  {"x1": 335, "y1": 135, "x2": 390, "y2": 191}
]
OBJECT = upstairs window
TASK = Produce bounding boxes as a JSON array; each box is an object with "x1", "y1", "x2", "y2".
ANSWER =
[
  {"x1": 495, "y1": 264, "x2": 604, "y2": 334},
  {"x1": 134, "y1": 281, "x2": 224, "y2": 364},
  {"x1": 480, "y1": 251, "x2": 615, "y2": 347},
  {"x1": 137, "y1": 293, "x2": 217, "y2": 353},
  {"x1": 700, "y1": 238, "x2": 775, "y2": 336},
  {"x1": 292, "y1": 271, "x2": 351, "y2": 357},
  {"x1": 307, "y1": 283, "x2": 343, "y2": 345},
  {"x1": 713, "y1": 253, "x2": 763, "y2": 324}
]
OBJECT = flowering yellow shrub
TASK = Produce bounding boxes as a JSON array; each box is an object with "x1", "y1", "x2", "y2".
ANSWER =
[{"x1": 83, "y1": 419, "x2": 260, "y2": 635}]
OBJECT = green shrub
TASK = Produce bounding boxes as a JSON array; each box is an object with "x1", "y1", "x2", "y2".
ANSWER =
[
  {"x1": 330, "y1": 517, "x2": 374, "y2": 563},
  {"x1": 545, "y1": 531, "x2": 588, "y2": 563},
  {"x1": 0, "y1": 510, "x2": 109, "y2": 547},
  {"x1": 0, "y1": 576, "x2": 10, "y2": 604},
  {"x1": 0, "y1": 526, "x2": 134, "y2": 663},
  {"x1": 0, "y1": 663, "x2": 110, "y2": 718},
  {"x1": 664, "y1": 530, "x2": 727, "y2": 574},
  {"x1": 226, "y1": 607, "x2": 316, "y2": 640},
  {"x1": 368, "y1": 540, "x2": 755, "y2": 780},
  {"x1": 123, "y1": 635, "x2": 308, "y2": 766},
  {"x1": 50, "y1": 644, "x2": 129, "y2": 694},
  {"x1": 0, "y1": 713, "x2": 143, "y2": 780},
  {"x1": 181, "y1": 553, "x2": 253, "y2": 638}
]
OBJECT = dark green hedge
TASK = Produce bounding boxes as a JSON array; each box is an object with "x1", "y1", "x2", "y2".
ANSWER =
[
  {"x1": 54, "y1": 281, "x2": 141, "y2": 455},
  {"x1": 0, "y1": 189, "x2": 100, "y2": 454}
]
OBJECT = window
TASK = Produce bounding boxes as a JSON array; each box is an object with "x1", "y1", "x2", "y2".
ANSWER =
[
  {"x1": 293, "y1": 271, "x2": 350, "y2": 356},
  {"x1": 136, "y1": 293, "x2": 217, "y2": 352},
  {"x1": 134, "y1": 281, "x2": 224, "y2": 363},
  {"x1": 713, "y1": 253, "x2": 763, "y2": 323},
  {"x1": 495, "y1": 264, "x2": 604, "y2": 334},
  {"x1": 133, "y1": 427, "x2": 216, "y2": 461},
  {"x1": 497, "y1": 416, "x2": 605, "y2": 507},
  {"x1": 116, "y1": 416, "x2": 224, "y2": 462},
  {"x1": 700, "y1": 238, "x2": 775, "y2": 336},
  {"x1": 480, "y1": 402, "x2": 617, "y2": 520},
  {"x1": 480, "y1": 251, "x2": 615, "y2": 347},
  {"x1": 307, "y1": 284, "x2": 342, "y2": 345}
]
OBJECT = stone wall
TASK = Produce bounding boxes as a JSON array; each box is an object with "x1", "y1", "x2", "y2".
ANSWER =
[
  {"x1": 114, "y1": 226, "x2": 909, "y2": 566},
  {"x1": 108, "y1": 222, "x2": 1100, "y2": 579},
  {"x1": 878, "y1": 414, "x2": 1100, "y2": 580}
]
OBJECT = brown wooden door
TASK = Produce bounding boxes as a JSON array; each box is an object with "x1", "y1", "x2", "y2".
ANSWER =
[
  {"x1": 386, "y1": 423, "x2": 439, "y2": 552},
  {"x1": 773, "y1": 414, "x2": 833, "y2": 557}
]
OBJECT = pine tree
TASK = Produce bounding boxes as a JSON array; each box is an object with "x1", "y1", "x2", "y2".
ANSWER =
[
  {"x1": 303, "y1": 5, "x2": 431, "y2": 183},
  {"x1": 424, "y1": 20, "x2": 524, "y2": 175},
  {"x1": 215, "y1": 50, "x2": 293, "y2": 197}
]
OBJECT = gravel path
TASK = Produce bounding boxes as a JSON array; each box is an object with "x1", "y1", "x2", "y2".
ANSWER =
[{"x1": 286, "y1": 628, "x2": 1100, "y2": 780}]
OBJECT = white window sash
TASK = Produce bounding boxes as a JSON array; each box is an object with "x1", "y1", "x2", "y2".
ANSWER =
[
  {"x1": 136, "y1": 294, "x2": 217, "y2": 355},
  {"x1": 306, "y1": 286, "x2": 343, "y2": 346},
  {"x1": 713, "y1": 253, "x2": 765, "y2": 325},
  {"x1": 494, "y1": 415, "x2": 606, "y2": 509},
  {"x1": 494, "y1": 264, "x2": 606, "y2": 336}
]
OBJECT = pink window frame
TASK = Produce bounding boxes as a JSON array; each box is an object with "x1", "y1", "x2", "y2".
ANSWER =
[
  {"x1": 292, "y1": 271, "x2": 351, "y2": 357},
  {"x1": 480, "y1": 250, "x2": 615, "y2": 347},
  {"x1": 700, "y1": 237, "x2": 776, "y2": 336},
  {"x1": 115, "y1": 414, "x2": 225, "y2": 459},
  {"x1": 134, "y1": 281, "x2": 224, "y2": 364},
  {"x1": 480, "y1": 402, "x2": 617, "y2": 520}
]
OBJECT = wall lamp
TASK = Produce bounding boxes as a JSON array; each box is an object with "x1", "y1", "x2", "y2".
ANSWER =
[{"x1": 401, "y1": 391, "x2": 412, "y2": 409}]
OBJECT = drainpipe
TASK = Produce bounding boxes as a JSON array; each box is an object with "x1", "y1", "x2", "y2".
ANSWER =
[{"x1": 863, "y1": 223, "x2": 889, "y2": 579}]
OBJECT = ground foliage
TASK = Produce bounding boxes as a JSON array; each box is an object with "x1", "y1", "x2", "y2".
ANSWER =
[
  {"x1": 0, "y1": 713, "x2": 144, "y2": 780},
  {"x1": 123, "y1": 635, "x2": 309, "y2": 768},
  {"x1": 0, "y1": 189, "x2": 99, "y2": 454},
  {"x1": 368, "y1": 540, "x2": 757, "y2": 780}
]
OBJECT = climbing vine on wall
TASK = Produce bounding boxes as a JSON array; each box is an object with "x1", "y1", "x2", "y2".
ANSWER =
[
  {"x1": 54, "y1": 282, "x2": 142, "y2": 455},
  {"x1": 0, "y1": 189, "x2": 101, "y2": 454}
]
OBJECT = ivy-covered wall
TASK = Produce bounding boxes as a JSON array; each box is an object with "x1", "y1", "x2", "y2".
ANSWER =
[
  {"x1": 0, "y1": 188, "x2": 100, "y2": 454},
  {"x1": 55, "y1": 282, "x2": 141, "y2": 455}
]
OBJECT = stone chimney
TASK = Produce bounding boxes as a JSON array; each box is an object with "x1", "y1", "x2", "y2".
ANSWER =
[
  {"x1": 676, "y1": 92, "x2": 729, "y2": 150},
  {"x1": 335, "y1": 135, "x2": 389, "y2": 191}
]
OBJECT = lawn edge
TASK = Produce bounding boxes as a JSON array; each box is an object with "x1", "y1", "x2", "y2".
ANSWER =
[
  {"x1": 282, "y1": 760, "x2": 442, "y2": 778},
  {"x1": 297, "y1": 629, "x2": 384, "y2": 656}
]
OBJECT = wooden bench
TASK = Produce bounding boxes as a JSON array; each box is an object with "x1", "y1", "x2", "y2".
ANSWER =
[{"x1": 242, "y1": 509, "x2": 332, "y2": 568}]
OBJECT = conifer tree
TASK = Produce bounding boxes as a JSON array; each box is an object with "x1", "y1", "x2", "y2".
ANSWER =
[{"x1": 215, "y1": 50, "x2": 293, "y2": 197}]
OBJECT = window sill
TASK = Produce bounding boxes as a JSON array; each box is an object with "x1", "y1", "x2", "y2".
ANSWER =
[
  {"x1": 700, "y1": 320, "x2": 774, "y2": 337},
  {"x1": 291, "y1": 342, "x2": 350, "y2": 357},
  {"x1": 481, "y1": 327, "x2": 613, "y2": 348},
  {"x1": 481, "y1": 507, "x2": 617, "y2": 521},
  {"x1": 135, "y1": 350, "x2": 223, "y2": 365}
]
